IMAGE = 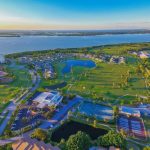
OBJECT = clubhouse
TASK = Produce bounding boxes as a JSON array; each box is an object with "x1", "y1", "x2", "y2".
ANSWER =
[{"x1": 33, "y1": 91, "x2": 63, "y2": 109}]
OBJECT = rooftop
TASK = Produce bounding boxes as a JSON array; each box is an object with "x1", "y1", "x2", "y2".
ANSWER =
[
  {"x1": 0, "y1": 71, "x2": 8, "y2": 77},
  {"x1": 33, "y1": 91, "x2": 63, "y2": 108},
  {"x1": 12, "y1": 137, "x2": 60, "y2": 150}
]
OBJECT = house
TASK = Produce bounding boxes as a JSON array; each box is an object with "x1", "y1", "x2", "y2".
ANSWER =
[
  {"x1": 138, "y1": 51, "x2": 150, "y2": 59},
  {"x1": 33, "y1": 91, "x2": 63, "y2": 109},
  {"x1": 128, "y1": 51, "x2": 138, "y2": 55},
  {"x1": 12, "y1": 137, "x2": 60, "y2": 150},
  {"x1": 0, "y1": 71, "x2": 8, "y2": 78},
  {"x1": 120, "y1": 106, "x2": 141, "y2": 117},
  {"x1": 110, "y1": 56, "x2": 125, "y2": 64},
  {"x1": 119, "y1": 57, "x2": 125, "y2": 64},
  {"x1": 44, "y1": 66, "x2": 54, "y2": 79}
]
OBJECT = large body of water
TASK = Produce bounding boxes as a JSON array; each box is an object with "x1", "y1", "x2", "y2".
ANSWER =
[{"x1": 0, "y1": 34, "x2": 150, "y2": 55}]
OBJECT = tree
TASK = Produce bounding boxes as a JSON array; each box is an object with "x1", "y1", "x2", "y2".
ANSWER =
[
  {"x1": 93, "y1": 119, "x2": 97, "y2": 127},
  {"x1": 4, "y1": 129, "x2": 12, "y2": 137},
  {"x1": 143, "y1": 147, "x2": 150, "y2": 150},
  {"x1": 22, "y1": 117, "x2": 28, "y2": 124},
  {"x1": 97, "y1": 130, "x2": 126, "y2": 149},
  {"x1": 31, "y1": 128, "x2": 48, "y2": 141},
  {"x1": 113, "y1": 106, "x2": 119, "y2": 116},
  {"x1": 58, "y1": 139, "x2": 67, "y2": 150},
  {"x1": 0, "y1": 144, "x2": 13, "y2": 150},
  {"x1": 66, "y1": 131, "x2": 91, "y2": 150}
]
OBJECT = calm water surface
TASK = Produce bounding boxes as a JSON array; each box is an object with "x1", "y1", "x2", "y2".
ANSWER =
[
  {"x1": 51, "y1": 121, "x2": 108, "y2": 142},
  {"x1": 0, "y1": 34, "x2": 150, "y2": 55},
  {"x1": 62, "y1": 59, "x2": 96, "y2": 74}
]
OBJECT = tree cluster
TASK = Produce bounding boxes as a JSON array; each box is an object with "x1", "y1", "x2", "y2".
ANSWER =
[{"x1": 96, "y1": 130, "x2": 126, "y2": 149}]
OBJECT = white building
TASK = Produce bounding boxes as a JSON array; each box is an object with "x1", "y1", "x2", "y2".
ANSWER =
[{"x1": 33, "y1": 91, "x2": 63, "y2": 109}]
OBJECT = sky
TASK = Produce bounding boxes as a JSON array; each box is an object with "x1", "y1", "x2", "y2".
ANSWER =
[{"x1": 0, "y1": 0, "x2": 150, "y2": 30}]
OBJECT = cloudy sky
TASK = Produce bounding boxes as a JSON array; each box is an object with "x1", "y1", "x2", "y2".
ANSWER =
[{"x1": 0, "y1": 0, "x2": 150, "y2": 30}]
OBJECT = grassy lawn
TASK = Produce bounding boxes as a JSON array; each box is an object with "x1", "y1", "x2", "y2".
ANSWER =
[
  {"x1": 93, "y1": 43, "x2": 150, "y2": 56},
  {"x1": 35, "y1": 43, "x2": 150, "y2": 104},
  {"x1": 0, "y1": 64, "x2": 32, "y2": 109},
  {"x1": 38, "y1": 57, "x2": 147, "y2": 105}
]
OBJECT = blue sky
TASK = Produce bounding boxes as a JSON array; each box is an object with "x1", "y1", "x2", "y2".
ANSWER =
[{"x1": 0, "y1": 0, "x2": 150, "y2": 30}]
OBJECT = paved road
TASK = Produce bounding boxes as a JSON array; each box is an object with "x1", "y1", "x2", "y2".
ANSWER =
[
  {"x1": 17, "y1": 74, "x2": 41, "y2": 103},
  {"x1": 0, "y1": 102, "x2": 16, "y2": 135},
  {"x1": 0, "y1": 137, "x2": 22, "y2": 146}
]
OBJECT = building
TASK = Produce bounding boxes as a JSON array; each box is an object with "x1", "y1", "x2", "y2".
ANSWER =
[
  {"x1": 33, "y1": 91, "x2": 63, "y2": 109},
  {"x1": 120, "y1": 106, "x2": 141, "y2": 117},
  {"x1": 12, "y1": 137, "x2": 60, "y2": 150},
  {"x1": 44, "y1": 67, "x2": 54, "y2": 79},
  {"x1": 138, "y1": 51, "x2": 150, "y2": 59},
  {"x1": 0, "y1": 71, "x2": 8, "y2": 78}
]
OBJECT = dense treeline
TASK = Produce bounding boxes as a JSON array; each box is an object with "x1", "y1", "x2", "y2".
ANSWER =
[
  {"x1": 31, "y1": 128, "x2": 126, "y2": 150},
  {"x1": 5, "y1": 48, "x2": 86, "y2": 58}
]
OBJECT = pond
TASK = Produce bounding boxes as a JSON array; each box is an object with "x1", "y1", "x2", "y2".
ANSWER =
[
  {"x1": 51, "y1": 121, "x2": 108, "y2": 142},
  {"x1": 78, "y1": 101, "x2": 114, "y2": 121},
  {"x1": 62, "y1": 59, "x2": 96, "y2": 74},
  {"x1": 44, "y1": 82, "x2": 67, "y2": 90}
]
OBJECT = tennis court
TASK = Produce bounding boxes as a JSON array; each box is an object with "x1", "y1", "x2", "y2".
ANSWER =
[
  {"x1": 117, "y1": 114, "x2": 147, "y2": 140},
  {"x1": 78, "y1": 101, "x2": 114, "y2": 121}
]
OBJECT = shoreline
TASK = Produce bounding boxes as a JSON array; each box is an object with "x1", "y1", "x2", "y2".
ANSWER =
[
  {"x1": 4, "y1": 41, "x2": 150, "y2": 58},
  {"x1": 1, "y1": 29, "x2": 150, "y2": 37}
]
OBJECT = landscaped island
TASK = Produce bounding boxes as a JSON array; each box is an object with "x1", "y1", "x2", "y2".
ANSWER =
[{"x1": 0, "y1": 42, "x2": 150, "y2": 150}]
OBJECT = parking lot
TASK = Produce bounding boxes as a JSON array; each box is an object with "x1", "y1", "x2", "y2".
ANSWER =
[{"x1": 11, "y1": 108, "x2": 44, "y2": 131}]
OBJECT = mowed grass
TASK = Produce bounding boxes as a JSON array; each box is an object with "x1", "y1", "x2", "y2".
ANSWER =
[
  {"x1": 93, "y1": 43, "x2": 150, "y2": 55},
  {"x1": 44, "y1": 60, "x2": 148, "y2": 104},
  {"x1": 69, "y1": 63, "x2": 146, "y2": 98},
  {"x1": 0, "y1": 64, "x2": 32, "y2": 106}
]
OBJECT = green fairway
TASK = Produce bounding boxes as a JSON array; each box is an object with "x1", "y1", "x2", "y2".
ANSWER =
[
  {"x1": 93, "y1": 43, "x2": 150, "y2": 56},
  {"x1": 38, "y1": 57, "x2": 148, "y2": 105},
  {"x1": 0, "y1": 64, "x2": 32, "y2": 109}
]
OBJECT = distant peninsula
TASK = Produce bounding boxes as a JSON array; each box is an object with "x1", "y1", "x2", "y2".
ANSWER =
[{"x1": 1, "y1": 29, "x2": 150, "y2": 37}]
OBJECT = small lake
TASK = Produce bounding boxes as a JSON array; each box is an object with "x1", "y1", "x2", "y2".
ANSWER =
[
  {"x1": 51, "y1": 121, "x2": 108, "y2": 142},
  {"x1": 62, "y1": 59, "x2": 96, "y2": 74},
  {"x1": 78, "y1": 101, "x2": 114, "y2": 121}
]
